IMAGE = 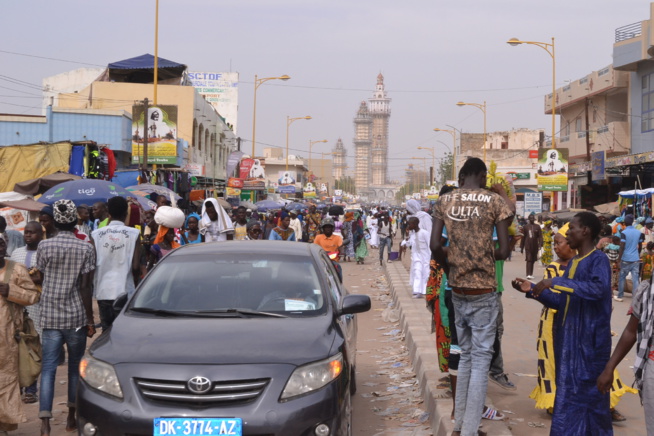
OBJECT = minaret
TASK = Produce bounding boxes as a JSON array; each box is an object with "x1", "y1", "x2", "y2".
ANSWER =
[
  {"x1": 332, "y1": 138, "x2": 347, "y2": 181},
  {"x1": 369, "y1": 73, "x2": 391, "y2": 186},
  {"x1": 353, "y1": 101, "x2": 372, "y2": 194}
]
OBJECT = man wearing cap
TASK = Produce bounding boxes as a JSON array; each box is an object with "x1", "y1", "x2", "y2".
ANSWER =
[
  {"x1": 616, "y1": 214, "x2": 644, "y2": 302},
  {"x1": 313, "y1": 217, "x2": 343, "y2": 256},
  {"x1": 35, "y1": 199, "x2": 96, "y2": 435},
  {"x1": 642, "y1": 217, "x2": 654, "y2": 245}
]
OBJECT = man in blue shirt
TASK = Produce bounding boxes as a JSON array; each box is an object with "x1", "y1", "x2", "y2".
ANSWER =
[{"x1": 616, "y1": 214, "x2": 644, "y2": 301}]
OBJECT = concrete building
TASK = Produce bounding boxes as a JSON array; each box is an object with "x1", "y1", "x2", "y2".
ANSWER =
[
  {"x1": 332, "y1": 138, "x2": 347, "y2": 181},
  {"x1": 262, "y1": 147, "x2": 311, "y2": 195},
  {"x1": 369, "y1": 73, "x2": 391, "y2": 186},
  {"x1": 353, "y1": 101, "x2": 372, "y2": 194}
]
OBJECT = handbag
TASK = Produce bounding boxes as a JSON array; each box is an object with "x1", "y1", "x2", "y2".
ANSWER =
[{"x1": 4, "y1": 261, "x2": 42, "y2": 388}]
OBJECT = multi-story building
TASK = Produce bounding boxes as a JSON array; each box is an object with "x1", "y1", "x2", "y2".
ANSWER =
[
  {"x1": 353, "y1": 101, "x2": 372, "y2": 194},
  {"x1": 332, "y1": 138, "x2": 347, "y2": 181},
  {"x1": 369, "y1": 73, "x2": 391, "y2": 186}
]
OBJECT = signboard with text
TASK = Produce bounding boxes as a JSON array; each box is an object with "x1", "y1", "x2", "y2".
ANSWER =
[
  {"x1": 592, "y1": 150, "x2": 606, "y2": 181},
  {"x1": 537, "y1": 148, "x2": 568, "y2": 192},
  {"x1": 524, "y1": 192, "x2": 543, "y2": 216},
  {"x1": 188, "y1": 72, "x2": 239, "y2": 133},
  {"x1": 131, "y1": 105, "x2": 178, "y2": 164}
]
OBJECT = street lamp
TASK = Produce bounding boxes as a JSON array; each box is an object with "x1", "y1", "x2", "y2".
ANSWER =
[
  {"x1": 251, "y1": 74, "x2": 291, "y2": 157},
  {"x1": 320, "y1": 151, "x2": 337, "y2": 190},
  {"x1": 416, "y1": 146, "x2": 436, "y2": 186},
  {"x1": 286, "y1": 116, "x2": 312, "y2": 171},
  {"x1": 411, "y1": 156, "x2": 427, "y2": 196},
  {"x1": 456, "y1": 101, "x2": 487, "y2": 163},
  {"x1": 432, "y1": 129, "x2": 457, "y2": 181},
  {"x1": 309, "y1": 139, "x2": 328, "y2": 177},
  {"x1": 507, "y1": 37, "x2": 557, "y2": 211}
]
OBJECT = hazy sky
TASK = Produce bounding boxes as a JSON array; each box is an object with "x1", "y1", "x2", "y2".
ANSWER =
[{"x1": 0, "y1": 0, "x2": 648, "y2": 180}]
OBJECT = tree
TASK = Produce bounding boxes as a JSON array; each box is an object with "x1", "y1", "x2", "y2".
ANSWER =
[
  {"x1": 437, "y1": 152, "x2": 454, "y2": 186},
  {"x1": 334, "y1": 176, "x2": 356, "y2": 195}
]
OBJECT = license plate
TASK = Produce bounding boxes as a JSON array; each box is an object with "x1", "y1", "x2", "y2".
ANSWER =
[{"x1": 154, "y1": 418, "x2": 242, "y2": 435}]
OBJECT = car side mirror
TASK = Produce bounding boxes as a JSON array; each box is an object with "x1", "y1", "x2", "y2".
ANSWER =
[
  {"x1": 113, "y1": 294, "x2": 129, "y2": 317},
  {"x1": 339, "y1": 294, "x2": 371, "y2": 316}
]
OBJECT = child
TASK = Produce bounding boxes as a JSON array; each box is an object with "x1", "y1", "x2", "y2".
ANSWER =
[
  {"x1": 604, "y1": 235, "x2": 621, "y2": 293},
  {"x1": 641, "y1": 241, "x2": 654, "y2": 282}
]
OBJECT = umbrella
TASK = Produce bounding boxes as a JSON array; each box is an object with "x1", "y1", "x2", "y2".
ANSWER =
[
  {"x1": 40, "y1": 180, "x2": 131, "y2": 206},
  {"x1": 255, "y1": 199, "x2": 284, "y2": 212},
  {"x1": 128, "y1": 194, "x2": 157, "y2": 211},
  {"x1": 284, "y1": 202, "x2": 306, "y2": 211},
  {"x1": 316, "y1": 203, "x2": 328, "y2": 210},
  {"x1": 329, "y1": 205, "x2": 345, "y2": 216},
  {"x1": 13, "y1": 172, "x2": 82, "y2": 196},
  {"x1": 239, "y1": 200, "x2": 258, "y2": 210},
  {"x1": 125, "y1": 184, "x2": 182, "y2": 201}
]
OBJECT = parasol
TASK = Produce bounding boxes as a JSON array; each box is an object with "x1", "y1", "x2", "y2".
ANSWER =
[{"x1": 40, "y1": 180, "x2": 130, "y2": 206}]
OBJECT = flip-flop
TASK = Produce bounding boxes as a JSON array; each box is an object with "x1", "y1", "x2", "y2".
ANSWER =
[
  {"x1": 481, "y1": 406, "x2": 505, "y2": 421},
  {"x1": 611, "y1": 409, "x2": 626, "y2": 422}
]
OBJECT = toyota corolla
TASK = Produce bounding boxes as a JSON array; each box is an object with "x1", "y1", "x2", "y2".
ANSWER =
[{"x1": 77, "y1": 241, "x2": 370, "y2": 436}]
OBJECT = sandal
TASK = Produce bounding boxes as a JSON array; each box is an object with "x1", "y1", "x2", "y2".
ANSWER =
[
  {"x1": 22, "y1": 393, "x2": 38, "y2": 404},
  {"x1": 481, "y1": 406, "x2": 505, "y2": 421},
  {"x1": 611, "y1": 408, "x2": 626, "y2": 422}
]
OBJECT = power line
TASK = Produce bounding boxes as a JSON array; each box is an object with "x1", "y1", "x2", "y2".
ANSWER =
[{"x1": 0, "y1": 50, "x2": 105, "y2": 67}]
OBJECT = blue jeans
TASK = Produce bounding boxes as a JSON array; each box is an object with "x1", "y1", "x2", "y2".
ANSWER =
[
  {"x1": 618, "y1": 260, "x2": 640, "y2": 298},
  {"x1": 39, "y1": 328, "x2": 87, "y2": 418},
  {"x1": 379, "y1": 236, "x2": 392, "y2": 262},
  {"x1": 452, "y1": 292, "x2": 499, "y2": 436}
]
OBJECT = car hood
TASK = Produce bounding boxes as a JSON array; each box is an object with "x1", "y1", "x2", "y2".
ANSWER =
[{"x1": 91, "y1": 313, "x2": 338, "y2": 366}]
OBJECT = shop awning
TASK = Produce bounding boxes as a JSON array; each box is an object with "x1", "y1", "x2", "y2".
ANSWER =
[{"x1": 106, "y1": 54, "x2": 187, "y2": 83}]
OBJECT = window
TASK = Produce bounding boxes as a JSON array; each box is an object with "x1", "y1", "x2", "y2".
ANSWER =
[
  {"x1": 642, "y1": 73, "x2": 654, "y2": 132},
  {"x1": 575, "y1": 118, "x2": 582, "y2": 132},
  {"x1": 563, "y1": 122, "x2": 570, "y2": 136}
]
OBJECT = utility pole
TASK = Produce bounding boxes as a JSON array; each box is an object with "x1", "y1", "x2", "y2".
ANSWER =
[
  {"x1": 141, "y1": 98, "x2": 149, "y2": 179},
  {"x1": 585, "y1": 97, "x2": 592, "y2": 192}
]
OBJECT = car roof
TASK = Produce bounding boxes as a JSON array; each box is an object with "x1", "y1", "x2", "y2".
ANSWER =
[{"x1": 168, "y1": 240, "x2": 326, "y2": 258}]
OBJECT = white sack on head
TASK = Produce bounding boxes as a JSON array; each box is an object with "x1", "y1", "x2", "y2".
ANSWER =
[{"x1": 154, "y1": 205, "x2": 185, "y2": 229}]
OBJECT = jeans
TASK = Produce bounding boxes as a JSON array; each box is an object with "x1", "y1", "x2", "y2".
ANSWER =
[
  {"x1": 39, "y1": 328, "x2": 87, "y2": 418},
  {"x1": 618, "y1": 260, "x2": 640, "y2": 298},
  {"x1": 451, "y1": 292, "x2": 499, "y2": 436},
  {"x1": 379, "y1": 236, "x2": 392, "y2": 262},
  {"x1": 489, "y1": 293, "x2": 504, "y2": 376},
  {"x1": 98, "y1": 299, "x2": 117, "y2": 331}
]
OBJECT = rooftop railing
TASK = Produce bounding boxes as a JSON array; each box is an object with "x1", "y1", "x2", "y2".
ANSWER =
[{"x1": 615, "y1": 22, "x2": 642, "y2": 42}]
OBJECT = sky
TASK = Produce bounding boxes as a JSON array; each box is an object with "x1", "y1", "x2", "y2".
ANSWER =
[{"x1": 0, "y1": 0, "x2": 649, "y2": 181}]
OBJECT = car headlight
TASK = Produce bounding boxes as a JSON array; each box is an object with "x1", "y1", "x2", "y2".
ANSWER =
[
  {"x1": 79, "y1": 354, "x2": 123, "y2": 399},
  {"x1": 281, "y1": 353, "x2": 343, "y2": 400}
]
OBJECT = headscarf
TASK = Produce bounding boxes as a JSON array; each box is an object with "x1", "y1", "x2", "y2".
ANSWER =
[
  {"x1": 153, "y1": 225, "x2": 180, "y2": 249},
  {"x1": 406, "y1": 199, "x2": 432, "y2": 233},
  {"x1": 185, "y1": 212, "x2": 201, "y2": 228},
  {"x1": 40, "y1": 205, "x2": 54, "y2": 218},
  {"x1": 201, "y1": 198, "x2": 231, "y2": 230},
  {"x1": 344, "y1": 212, "x2": 354, "y2": 222},
  {"x1": 557, "y1": 223, "x2": 569, "y2": 237}
]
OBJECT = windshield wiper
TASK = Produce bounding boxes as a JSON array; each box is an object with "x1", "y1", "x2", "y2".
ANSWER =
[
  {"x1": 129, "y1": 307, "x2": 193, "y2": 317},
  {"x1": 193, "y1": 308, "x2": 287, "y2": 318}
]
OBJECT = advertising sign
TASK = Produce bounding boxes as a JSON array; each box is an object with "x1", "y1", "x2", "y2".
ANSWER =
[
  {"x1": 239, "y1": 158, "x2": 254, "y2": 180},
  {"x1": 132, "y1": 105, "x2": 178, "y2": 164},
  {"x1": 278, "y1": 171, "x2": 297, "y2": 186},
  {"x1": 536, "y1": 148, "x2": 568, "y2": 192},
  {"x1": 226, "y1": 187, "x2": 241, "y2": 197},
  {"x1": 226, "y1": 151, "x2": 244, "y2": 177},
  {"x1": 304, "y1": 183, "x2": 317, "y2": 198},
  {"x1": 524, "y1": 192, "x2": 543, "y2": 216},
  {"x1": 427, "y1": 186, "x2": 439, "y2": 200},
  {"x1": 0, "y1": 207, "x2": 28, "y2": 232},
  {"x1": 188, "y1": 72, "x2": 239, "y2": 133},
  {"x1": 529, "y1": 150, "x2": 539, "y2": 159},
  {"x1": 592, "y1": 150, "x2": 606, "y2": 181},
  {"x1": 227, "y1": 177, "x2": 244, "y2": 188},
  {"x1": 278, "y1": 185, "x2": 296, "y2": 194},
  {"x1": 183, "y1": 163, "x2": 205, "y2": 177}
]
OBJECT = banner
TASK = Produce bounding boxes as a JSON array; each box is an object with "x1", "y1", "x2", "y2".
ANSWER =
[
  {"x1": 132, "y1": 105, "x2": 178, "y2": 164},
  {"x1": 278, "y1": 185, "x2": 296, "y2": 194},
  {"x1": 427, "y1": 186, "x2": 439, "y2": 200},
  {"x1": 187, "y1": 72, "x2": 239, "y2": 133},
  {"x1": 227, "y1": 177, "x2": 244, "y2": 188},
  {"x1": 183, "y1": 163, "x2": 205, "y2": 177},
  {"x1": 0, "y1": 207, "x2": 28, "y2": 232},
  {"x1": 239, "y1": 158, "x2": 254, "y2": 180},
  {"x1": 303, "y1": 183, "x2": 317, "y2": 198},
  {"x1": 592, "y1": 150, "x2": 606, "y2": 181},
  {"x1": 0, "y1": 142, "x2": 72, "y2": 193},
  {"x1": 226, "y1": 151, "x2": 244, "y2": 177},
  {"x1": 537, "y1": 148, "x2": 568, "y2": 192},
  {"x1": 278, "y1": 171, "x2": 297, "y2": 186}
]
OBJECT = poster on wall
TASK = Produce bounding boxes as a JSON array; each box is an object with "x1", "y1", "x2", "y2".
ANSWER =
[
  {"x1": 303, "y1": 183, "x2": 317, "y2": 198},
  {"x1": 131, "y1": 105, "x2": 178, "y2": 164},
  {"x1": 536, "y1": 148, "x2": 568, "y2": 192},
  {"x1": 187, "y1": 72, "x2": 239, "y2": 133},
  {"x1": 0, "y1": 207, "x2": 28, "y2": 232}
]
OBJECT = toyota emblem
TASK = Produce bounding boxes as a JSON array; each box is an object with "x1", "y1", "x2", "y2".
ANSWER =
[{"x1": 187, "y1": 376, "x2": 212, "y2": 394}]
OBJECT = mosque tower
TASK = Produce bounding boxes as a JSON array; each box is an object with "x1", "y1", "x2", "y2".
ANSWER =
[
  {"x1": 332, "y1": 138, "x2": 347, "y2": 181},
  {"x1": 368, "y1": 73, "x2": 391, "y2": 186},
  {"x1": 353, "y1": 101, "x2": 372, "y2": 194}
]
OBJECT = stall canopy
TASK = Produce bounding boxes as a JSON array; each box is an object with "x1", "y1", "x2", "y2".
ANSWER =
[
  {"x1": 104, "y1": 54, "x2": 187, "y2": 84},
  {"x1": 13, "y1": 172, "x2": 81, "y2": 196}
]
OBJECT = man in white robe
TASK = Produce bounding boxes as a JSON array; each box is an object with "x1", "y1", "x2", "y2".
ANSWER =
[{"x1": 406, "y1": 217, "x2": 430, "y2": 298}]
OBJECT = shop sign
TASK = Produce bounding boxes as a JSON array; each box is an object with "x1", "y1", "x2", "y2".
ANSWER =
[
  {"x1": 239, "y1": 158, "x2": 254, "y2": 180},
  {"x1": 529, "y1": 150, "x2": 539, "y2": 159},
  {"x1": 278, "y1": 185, "x2": 296, "y2": 194},
  {"x1": 226, "y1": 187, "x2": 241, "y2": 196},
  {"x1": 515, "y1": 172, "x2": 530, "y2": 180},
  {"x1": 537, "y1": 148, "x2": 569, "y2": 192},
  {"x1": 591, "y1": 151, "x2": 606, "y2": 181},
  {"x1": 524, "y1": 192, "x2": 542, "y2": 216},
  {"x1": 131, "y1": 105, "x2": 178, "y2": 164},
  {"x1": 427, "y1": 186, "x2": 438, "y2": 200},
  {"x1": 183, "y1": 163, "x2": 205, "y2": 177},
  {"x1": 227, "y1": 177, "x2": 243, "y2": 188},
  {"x1": 243, "y1": 179, "x2": 266, "y2": 191}
]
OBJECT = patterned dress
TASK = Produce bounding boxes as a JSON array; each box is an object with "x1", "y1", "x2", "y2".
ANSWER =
[
  {"x1": 641, "y1": 250, "x2": 654, "y2": 281},
  {"x1": 342, "y1": 221, "x2": 355, "y2": 258},
  {"x1": 541, "y1": 227, "x2": 553, "y2": 266}
]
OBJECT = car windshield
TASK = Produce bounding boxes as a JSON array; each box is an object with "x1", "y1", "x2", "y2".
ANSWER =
[{"x1": 130, "y1": 254, "x2": 326, "y2": 316}]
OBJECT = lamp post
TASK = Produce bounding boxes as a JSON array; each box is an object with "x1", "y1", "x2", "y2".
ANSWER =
[
  {"x1": 251, "y1": 74, "x2": 291, "y2": 158},
  {"x1": 411, "y1": 157, "x2": 427, "y2": 197},
  {"x1": 309, "y1": 139, "x2": 328, "y2": 177},
  {"x1": 507, "y1": 37, "x2": 557, "y2": 211},
  {"x1": 320, "y1": 151, "x2": 337, "y2": 191},
  {"x1": 286, "y1": 116, "x2": 312, "y2": 171},
  {"x1": 456, "y1": 101, "x2": 487, "y2": 163},
  {"x1": 416, "y1": 146, "x2": 436, "y2": 186},
  {"x1": 432, "y1": 128, "x2": 458, "y2": 181}
]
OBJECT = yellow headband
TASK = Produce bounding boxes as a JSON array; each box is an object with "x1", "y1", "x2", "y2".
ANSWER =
[{"x1": 557, "y1": 223, "x2": 569, "y2": 237}]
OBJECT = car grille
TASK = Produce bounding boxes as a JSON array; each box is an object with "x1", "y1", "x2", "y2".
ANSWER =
[{"x1": 135, "y1": 377, "x2": 270, "y2": 405}]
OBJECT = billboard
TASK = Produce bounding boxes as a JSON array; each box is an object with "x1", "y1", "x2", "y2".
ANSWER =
[
  {"x1": 132, "y1": 105, "x2": 178, "y2": 164},
  {"x1": 188, "y1": 72, "x2": 239, "y2": 133},
  {"x1": 536, "y1": 148, "x2": 568, "y2": 192},
  {"x1": 278, "y1": 171, "x2": 297, "y2": 186},
  {"x1": 592, "y1": 150, "x2": 606, "y2": 181}
]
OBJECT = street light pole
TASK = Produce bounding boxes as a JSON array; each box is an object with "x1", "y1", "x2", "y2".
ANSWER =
[
  {"x1": 456, "y1": 101, "x2": 487, "y2": 163},
  {"x1": 309, "y1": 139, "x2": 328, "y2": 178},
  {"x1": 251, "y1": 74, "x2": 291, "y2": 158},
  {"x1": 432, "y1": 128, "x2": 458, "y2": 181},
  {"x1": 416, "y1": 146, "x2": 436, "y2": 185},
  {"x1": 508, "y1": 37, "x2": 557, "y2": 211},
  {"x1": 286, "y1": 116, "x2": 312, "y2": 171}
]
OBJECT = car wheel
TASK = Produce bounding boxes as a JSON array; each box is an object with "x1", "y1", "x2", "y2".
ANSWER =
[{"x1": 350, "y1": 365, "x2": 357, "y2": 395}]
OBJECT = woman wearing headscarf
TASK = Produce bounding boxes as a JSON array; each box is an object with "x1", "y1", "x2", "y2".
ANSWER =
[
  {"x1": 342, "y1": 212, "x2": 355, "y2": 262},
  {"x1": 353, "y1": 211, "x2": 368, "y2": 265},
  {"x1": 180, "y1": 213, "x2": 203, "y2": 245},
  {"x1": 151, "y1": 226, "x2": 180, "y2": 265},
  {"x1": 200, "y1": 198, "x2": 234, "y2": 242}
]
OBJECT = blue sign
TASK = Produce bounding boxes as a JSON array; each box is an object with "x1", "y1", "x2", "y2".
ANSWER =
[
  {"x1": 592, "y1": 150, "x2": 606, "y2": 181},
  {"x1": 524, "y1": 192, "x2": 543, "y2": 216},
  {"x1": 278, "y1": 185, "x2": 296, "y2": 194}
]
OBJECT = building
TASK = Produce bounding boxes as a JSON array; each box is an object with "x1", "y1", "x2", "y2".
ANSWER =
[
  {"x1": 261, "y1": 147, "x2": 312, "y2": 195},
  {"x1": 332, "y1": 138, "x2": 347, "y2": 181},
  {"x1": 369, "y1": 73, "x2": 391, "y2": 186},
  {"x1": 353, "y1": 101, "x2": 372, "y2": 194}
]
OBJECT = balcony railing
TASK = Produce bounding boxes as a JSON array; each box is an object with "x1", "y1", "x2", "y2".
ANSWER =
[{"x1": 615, "y1": 22, "x2": 642, "y2": 42}]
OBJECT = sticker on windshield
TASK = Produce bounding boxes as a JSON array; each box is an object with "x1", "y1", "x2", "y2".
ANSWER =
[
  {"x1": 285, "y1": 300, "x2": 316, "y2": 311},
  {"x1": 313, "y1": 289, "x2": 321, "y2": 295}
]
